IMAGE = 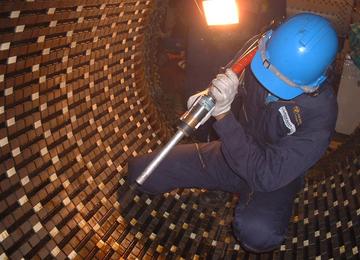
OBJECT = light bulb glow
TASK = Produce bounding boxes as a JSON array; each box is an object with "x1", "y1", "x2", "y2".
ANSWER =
[{"x1": 202, "y1": 0, "x2": 239, "y2": 26}]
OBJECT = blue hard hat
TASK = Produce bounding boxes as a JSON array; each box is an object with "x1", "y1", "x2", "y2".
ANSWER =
[{"x1": 251, "y1": 13, "x2": 338, "y2": 100}]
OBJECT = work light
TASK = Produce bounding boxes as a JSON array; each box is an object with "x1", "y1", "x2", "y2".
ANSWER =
[{"x1": 202, "y1": 0, "x2": 239, "y2": 26}]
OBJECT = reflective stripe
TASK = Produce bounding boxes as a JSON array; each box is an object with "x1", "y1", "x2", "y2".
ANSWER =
[{"x1": 278, "y1": 106, "x2": 296, "y2": 135}]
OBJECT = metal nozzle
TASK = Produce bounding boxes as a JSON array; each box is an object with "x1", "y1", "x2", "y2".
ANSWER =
[
  {"x1": 135, "y1": 94, "x2": 215, "y2": 186},
  {"x1": 136, "y1": 130, "x2": 185, "y2": 185}
]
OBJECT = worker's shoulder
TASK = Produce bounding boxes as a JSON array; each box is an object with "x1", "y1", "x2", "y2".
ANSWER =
[
  {"x1": 294, "y1": 84, "x2": 337, "y2": 127},
  {"x1": 297, "y1": 84, "x2": 337, "y2": 111}
]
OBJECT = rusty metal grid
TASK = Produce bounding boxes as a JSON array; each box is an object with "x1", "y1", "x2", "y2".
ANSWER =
[
  {"x1": 287, "y1": 0, "x2": 355, "y2": 37},
  {"x1": 0, "y1": 1, "x2": 168, "y2": 259}
]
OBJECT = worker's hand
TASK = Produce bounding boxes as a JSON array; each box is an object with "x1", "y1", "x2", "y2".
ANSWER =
[{"x1": 210, "y1": 68, "x2": 239, "y2": 117}]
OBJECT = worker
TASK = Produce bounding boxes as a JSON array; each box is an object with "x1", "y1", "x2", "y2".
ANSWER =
[{"x1": 127, "y1": 13, "x2": 338, "y2": 253}]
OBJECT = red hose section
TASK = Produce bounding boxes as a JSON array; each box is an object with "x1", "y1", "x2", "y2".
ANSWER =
[{"x1": 230, "y1": 46, "x2": 258, "y2": 75}]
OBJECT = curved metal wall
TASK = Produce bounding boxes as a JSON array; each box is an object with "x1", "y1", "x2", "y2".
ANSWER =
[
  {"x1": 0, "y1": 1, "x2": 170, "y2": 259},
  {"x1": 1, "y1": 1, "x2": 359, "y2": 259}
]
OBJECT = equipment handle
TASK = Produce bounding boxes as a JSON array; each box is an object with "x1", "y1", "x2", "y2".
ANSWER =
[{"x1": 230, "y1": 46, "x2": 258, "y2": 75}]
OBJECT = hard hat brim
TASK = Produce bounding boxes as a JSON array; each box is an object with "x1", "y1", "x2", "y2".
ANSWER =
[{"x1": 250, "y1": 51, "x2": 303, "y2": 100}]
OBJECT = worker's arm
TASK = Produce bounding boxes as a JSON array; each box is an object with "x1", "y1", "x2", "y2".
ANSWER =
[{"x1": 213, "y1": 112, "x2": 334, "y2": 192}]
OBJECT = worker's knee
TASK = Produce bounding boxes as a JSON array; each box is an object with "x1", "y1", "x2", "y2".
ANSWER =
[
  {"x1": 232, "y1": 213, "x2": 285, "y2": 253},
  {"x1": 127, "y1": 156, "x2": 161, "y2": 195}
]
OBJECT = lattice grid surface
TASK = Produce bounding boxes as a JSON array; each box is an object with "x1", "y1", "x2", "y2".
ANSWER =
[
  {"x1": 0, "y1": 1, "x2": 359, "y2": 259},
  {"x1": 287, "y1": 0, "x2": 354, "y2": 37}
]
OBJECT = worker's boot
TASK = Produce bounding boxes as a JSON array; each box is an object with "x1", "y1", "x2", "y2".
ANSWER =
[{"x1": 198, "y1": 190, "x2": 230, "y2": 206}]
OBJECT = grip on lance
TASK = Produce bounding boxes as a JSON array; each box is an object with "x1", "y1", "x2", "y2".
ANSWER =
[{"x1": 135, "y1": 46, "x2": 259, "y2": 186}]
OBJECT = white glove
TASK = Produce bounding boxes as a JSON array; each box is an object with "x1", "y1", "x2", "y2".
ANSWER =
[{"x1": 210, "y1": 68, "x2": 239, "y2": 117}]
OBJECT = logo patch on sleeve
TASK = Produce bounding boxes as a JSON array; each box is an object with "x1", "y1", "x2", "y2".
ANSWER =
[
  {"x1": 278, "y1": 106, "x2": 296, "y2": 135},
  {"x1": 292, "y1": 106, "x2": 303, "y2": 126}
]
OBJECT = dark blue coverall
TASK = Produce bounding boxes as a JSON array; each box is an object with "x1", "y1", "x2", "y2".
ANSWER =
[{"x1": 128, "y1": 69, "x2": 337, "y2": 252}]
